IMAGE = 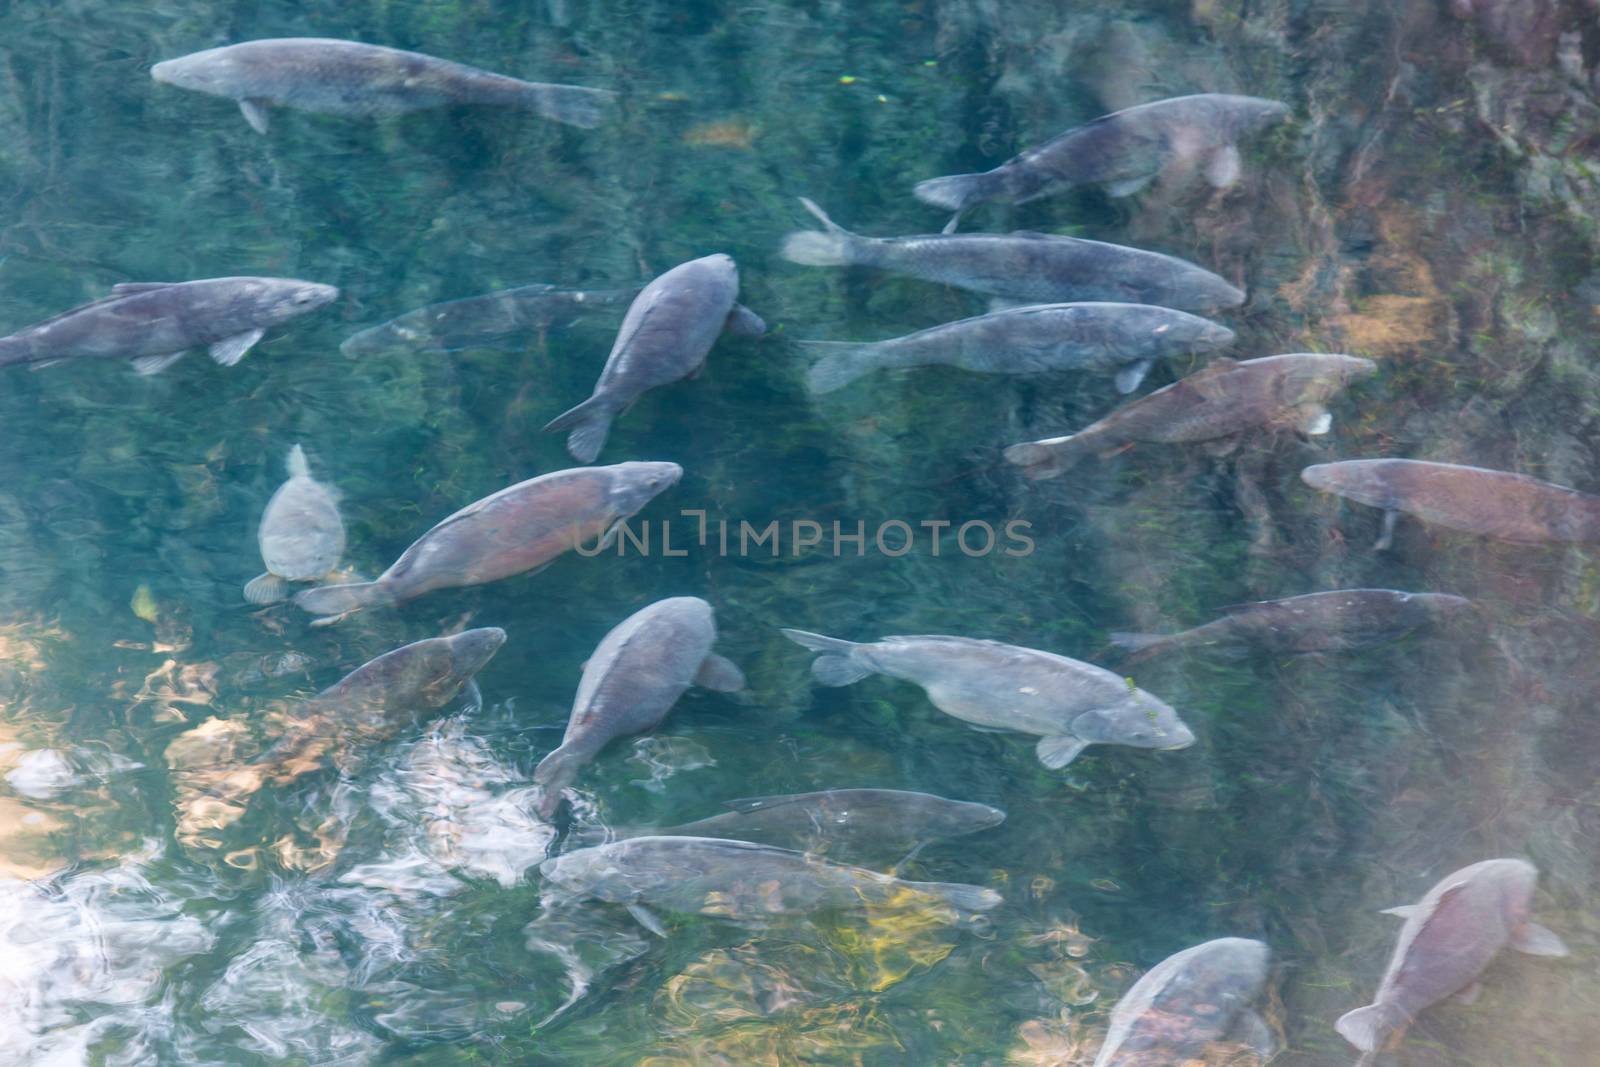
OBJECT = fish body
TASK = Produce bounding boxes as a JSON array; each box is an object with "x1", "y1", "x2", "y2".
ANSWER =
[
  {"x1": 1094, "y1": 938, "x2": 1275, "y2": 1067},
  {"x1": 340, "y1": 285, "x2": 637, "y2": 356},
  {"x1": 1301, "y1": 459, "x2": 1600, "y2": 547},
  {"x1": 799, "y1": 302, "x2": 1234, "y2": 396},
  {"x1": 782, "y1": 199, "x2": 1244, "y2": 312},
  {"x1": 0, "y1": 277, "x2": 337, "y2": 374},
  {"x1": 1337, "y1": 858, "x2": 1568, "y2": 1055},
  {"x1": 914, "y1": 93, "x2": 1290, "y2": 223},
  {"x1": 544, "y1": 255, "x2": 765, "y2": 462},
  {"x1": 533, "y1": 597, "x2": 745, "y2": 817},
  {"x1": 294, "y1": 462, "x2": 681, "y2": 623},
  {"x1": 245, "y1": 445, "x2": 345, "y2": 605},
  {"x1": 1110, "y1": 589, "x2": 1474, "y2": 662},
  {"x1": 633, "y1": 788, "x2": 1005, "y2": 863},
  {"x1": 540, "y1": 836, "x2": 1001, "y2": 929},
  {"x1": 1005, "y1": 353, "x2": 1374, "y2": 479},
  {"x1": 152, "y1": 38, "x2": 615, "y2": 132},
  {"x1": 780, "y1": 630, "x2": 1193, "y2": 769}
]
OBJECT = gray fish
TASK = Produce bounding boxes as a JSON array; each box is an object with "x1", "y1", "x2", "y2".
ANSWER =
[
  {"x1": 244, "y1": 445, "x2": 346, "y2": 605},
  {"x1": 1005, "y1": 353, "x2": 1375, "y2": 480},
  {"x1": 1301, "y1": 458, "x2": 1600, "y2": 549},
  {"x1": 798, "y1": 302, "x2": 1234, "y2": 396},
  {"x1": 544, "y1": 255, "x2": 766, "y2": 462},
  {"x1": 152, "y1": 38, "x2": 615, "y2": 133},
  {"x1": 915, "y1": 94, "x2": 1290, "y2": 229},
  {"x1": 339, "y1": 284, "x2": 638, "y2": 357},
  {"x1": 1094, "y1": 938, "x2": 1276, "y2": 1067},
  {"x1": 294, "y1": 462, "x2": 681, "y2": 624},
  {"x1": 533, "y1": 597, "x2": 746, "y2": 819},
  {"x1": 780, "y1": 630, "x2": 1194, "y2": 769},
  {"x1": 601, "y1": 788, "x2": 1006, "y2": 865},
  {"x1": 1110, "y1": 589, "x2": 1475, "y2": 663},
  {"x1": 782, "y1": 198, "x2": 1244, "y2": 313},
  {"x1": 539, "y1": 835, "x2": 1001, "y2": 935},
  {"x1": 0, "y1": 277, "x2": 338, "y2": 375},
  {"x1": 1337, "y1": 859, "x2": 1567, "y2": 1057}
]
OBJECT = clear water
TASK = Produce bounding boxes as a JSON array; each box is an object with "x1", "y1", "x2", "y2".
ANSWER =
[{"x1": 2, "y1": 1, "x2": 1596, "y2": 1064}]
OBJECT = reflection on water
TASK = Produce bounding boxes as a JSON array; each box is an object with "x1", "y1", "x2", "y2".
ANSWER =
[{"x1": 4, "y1": 0, "x2": 1600, "y2": 1063}]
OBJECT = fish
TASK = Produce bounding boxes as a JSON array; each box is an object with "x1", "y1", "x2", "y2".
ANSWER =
[
  {"x1": 539, "y1": 835, "x2": 1001, "y2": 935},
  {"x1": 1336, "y1": 858, "x2": 1568, "y2": 1057},
  {"x1": 533, "y1": 597, "x2": 746, "y2": 818},
  {"x1": 338, "y1": 284, "x2": 638, "y2": 357},
  {"x1": 797, "y1": 302, "x2": 1234, "y2": 396},
  {"x1": 779, "y1": 630, "x2": 1194, "y2": 769},
  {"x1": 595, "y1": 788, "x2": 1006, "y2": 866},
  {"x1": 1093, "y1": 938, "x2": 1276, "y2": 1067},
  {"x1": 1109, "y1": 589, "x2": 1475, "y2": 663},
  {"x1": 1300, "y1": 458, "x2": 1600, "y2": 549},
  {"x1": 1004, "y1": 353, "x2": 1375, "y2": 479},
  {"x1": 914, "y1": 94, "x2": 1290, "y2": 230},
  {"x1": 166, "y1": 628, "x2": 506, "y2": 845},
  {"x1": 151, "y1": 38, "x2": 615, "y2": 133},
  {"x1": 244, "y1": 444, "x2": 346, "y2": 605},
  {"x1": 294, "y1": 461, "x2": 681, "y2": 624},
  {"x1": 0, "y1": 277, "x2": 338, "y2": 375},
  {"x1": 543, "y1": 255, "x2": 766, "y2": 462},
  {"x1": 781, "y1": 198, "x2": 1245, "y2": 313}
]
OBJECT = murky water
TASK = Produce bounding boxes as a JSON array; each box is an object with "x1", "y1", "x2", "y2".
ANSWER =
[{"x1": 3, "y1": 1, "x2": 1599, "y2": 1064}]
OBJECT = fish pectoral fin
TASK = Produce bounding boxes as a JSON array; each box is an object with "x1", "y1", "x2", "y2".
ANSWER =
[
  {"x1": 1113, "y1": 359, "x2": 1154, "y2": 394},
  {"x1": 1036, "y1": 736, "x2": 1089, "y2": 770},
  {"x1": 210, "y1": 328, "x2": 264, "y2": 367},
  {"x1": 243, "y1": 572, "x2": 289, "y2": 605},
  {"x1": 456, "y1": 678, "x2": 484, "y2": 716},
  {"x1": 1299, "y1": 406, "x2": 1333, "y2": 436},
  {"x1": 596, "y1": 518, "x2": 626, "y2": 552},
  {"x1": 940, "y1": 211, "x2": 964, "y2": 235},
  {"x1": 1229, "y1": 1007, "x2": 1279, "y2": 1061},
  {"x1": 1374, "y1": 508, "x2": 1399, "y2": 551},
  {"x1": 1452, "y1": 981, "x2": 1484, "y2": 1005},
  {"x1": 1105, "y1": 172, "x2": 1156, "y2": 198},
  {"x1": 239, "y1": 99, "x2": 270, "y2": 134},
  {"x1": 27, "y1": 359, "x2": 67, "y2": 371},
  {"x1": 627, "y1": 902, "x2": 669, "y2": 937},
  {"x1": 130, "y1": 352, "x2": 187, "y2": 376},
  {"x1": 694, "y1": 652, "x2": 746, "y2": 693},
  {"x1": 1379, "y1": 904, "x2": 1422, "y2": 919},
  {"x1": 1510, "y1": 921, "x2": 1570, "y2": 957},
  {"x1": 724, "y1": 303, "x2": 767, "y2": 338},
  {"x1": 1205, "y1": 143, "x2": 1243, "y2": 188}
]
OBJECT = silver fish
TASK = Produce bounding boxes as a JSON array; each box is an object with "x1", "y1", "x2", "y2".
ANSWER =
[
  {"x1": 780, "y1": 630, "x2": 1194, "y2": 769},
  {"x1": 339, "y1": 284, "x2": 637, "y2": 357},
  {"x1": 540, "y1": 835, "x2": 1001, "y2": 935},
  {"x1": 1337, "y1": 858, "x2": 1567, "y2": 1056},
  {"x1": 544, "y1": 254, "x2": 766, "y2": 462},
  {"x1": 1094, "y1": 938, "x2": 1276, "y2": 1067},
  {"x1": 1004, "y1": 353, "x2": 1374, "y2": 479},
  {"x1": 782, "y1": 198, "x2": 1244, "y2": 312},
  {"x1": 294, "y1": 462, "x2": 681, "y2": 624},
  {"x1": 915, "y1": 94, "x2": 1290, "y2": 229},
  {"x1": 0, "y1": 277, "x2": 337, "y2": 375},
  {"x1": 152, "y1": 38, "x2": 615, "y2": 133},
  {"x1": 534, "y1": 597, "x2": 745, "y2": 818},
  {"x1": 244, "y1": 445, "x2": 345, "y2": 605},
  {"x1": 797, "y1": 302, "x2": 1234, "y2": 396}
]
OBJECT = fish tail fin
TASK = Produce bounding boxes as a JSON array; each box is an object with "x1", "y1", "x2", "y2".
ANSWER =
[
  {"x1": 285, "y1": 443, "x2": 310, "y2": 478},
  {"x1": 795, "y1": 341, "x2": 883, "y2": 395},
  {"x1": 911, "y1": 880, "x2": 1003, "y2": 915},
  {"x1": 779, "y1": 628, "x2": 873, "y2": 686},
  {"x1": 292, "y1": 580, "x2": 391, "y2": 619},
  {"x1": 1336, "y1": 1002, "x2": 1406, "y2": 1054},
  {"x1": 243, "y1": 572, "x2": 289, "y2": 605},
  {"x1": 543, "y1": 395, "x2": 617, "y2": 463},
  {"x1": 532, "y1": 748, "x2": 582, "y2": 820},
  {"x1": 512, "y1": 83, "x2": 617, "y2": 129},
  {"x1": 1003, "y1": 436, "x2": 1090, "y2": 481},
  {"x1": 912, "y1": 172, "x2": 992, "y2": 212},
  {"x1": 780, "y1": 198, "x2": 862, "y2": 266}
]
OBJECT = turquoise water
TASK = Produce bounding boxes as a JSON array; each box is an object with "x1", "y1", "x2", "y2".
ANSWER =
[{"x1": 3, "y1": 1, "x2": 1598, "y2": 1064}]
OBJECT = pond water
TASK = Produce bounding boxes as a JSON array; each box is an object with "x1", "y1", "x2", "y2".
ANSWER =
[{"x1": 3, "y1": 1, "x2": 1598, "y2": 1064}]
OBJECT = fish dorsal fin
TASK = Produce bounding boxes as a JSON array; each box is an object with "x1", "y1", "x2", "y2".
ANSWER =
[
  {"x1": 723, "y1": 794, "x2": 807, "y2": 815},
  {"x1": 110, "y1": 282, "x2": 175, "y2": 296},
  {"x1": 1380, "y1": 904, "x2": 1423, "y2": 919},
  {"x1": 1215, "y1": 599, "x2": 1270, "y2": 616},
  {"x1": 797, "y1": 197, "x2": 850, "y2": 235}
]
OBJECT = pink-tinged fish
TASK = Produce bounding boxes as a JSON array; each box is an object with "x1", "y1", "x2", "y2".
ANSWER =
[{"x1": 1337, "y1": 858, "x2": 1568, "y2": 1057}]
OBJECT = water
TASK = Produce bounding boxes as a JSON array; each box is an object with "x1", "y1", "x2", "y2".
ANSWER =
[{"x1": 1, "y1": 1, "x2": 1597, "y2": 1063}]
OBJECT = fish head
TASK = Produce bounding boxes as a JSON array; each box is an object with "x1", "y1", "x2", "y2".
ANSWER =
[
  {"x1": 1228, "y1": 95, "x2": 1292, "y2": 134},
  {"x1": 1405, "y1": 592, "x2": 1478, "y2": 626},
  {"x1": 1202, "y1": 937, "x2": 1273, "y2": 987},
  {"x1": 1300, "y1": 460, "x2": 1394, "y2": 508},
  {"x1": 1280, "y1": 353, "x2": 1377, "y2": 401},
  {"x1": 1464, "y1": 858, "x2": 1541, "y2": 923},
  {"x1": 1175, "y1": 314, "x2": 1237, "y2": 352},
  {"x1": 934, "y1": 798, "x2": 1008, "y2": 836},
  {"x1": 257, "y1": 278, "x2": 341, "y2": 323},
  {"x1": 1193, "y1": 275, "x2": 1248, "y2": 312},
  {"x1": 445, "y1": 626, "x2": 508, "y2": 678},
  {"x1": 151, "y1": 47, "x2": 239, "y2": 96},
  {"x1": 688, "y1": 253, "x2": 739, "y2": 288},
  {"x1": 1072, "y1": 688, "x2": 1195, "y2": 751},
  {"x1": 399, "y1": 627, "x2": 506, "y2": 708},
  {"x1": 340, "y1": 323, "x2": 408, "y2": 358},
  {"x1": 607, "y1": 461, "x2": 683, "y2": 517}
]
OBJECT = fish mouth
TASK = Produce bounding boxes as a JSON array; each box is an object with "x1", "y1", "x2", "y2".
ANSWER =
[
  {"x1": 449, "y1": 627, "x2": 508, "y2": 673},
  {"x1": 1300, "y1": 463, "x2": 1336, "y2": 492}
]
